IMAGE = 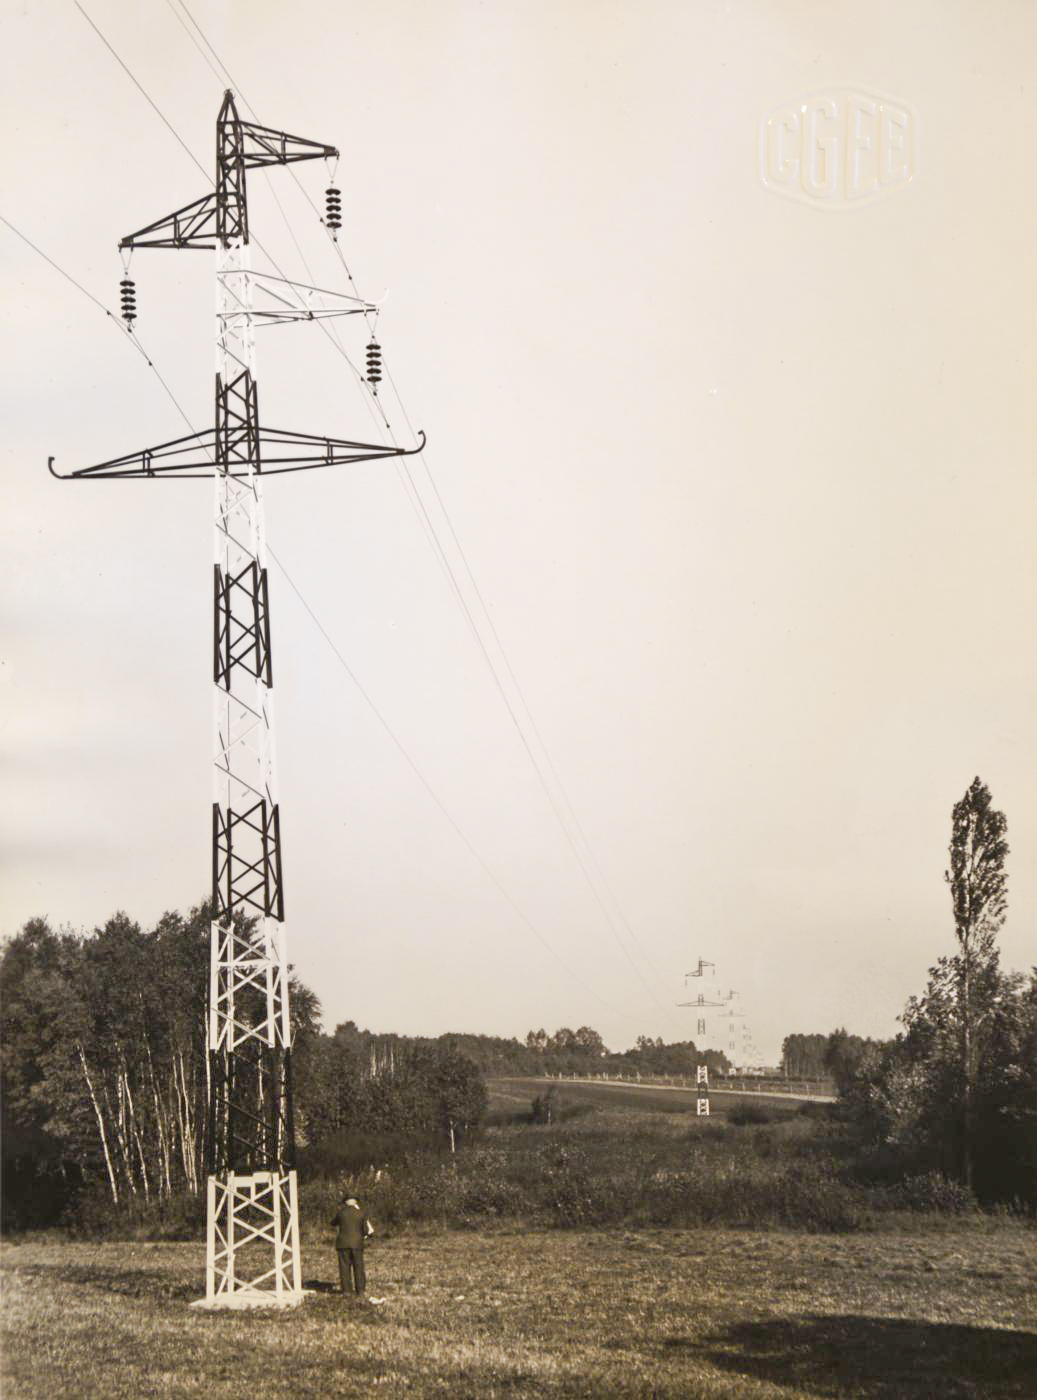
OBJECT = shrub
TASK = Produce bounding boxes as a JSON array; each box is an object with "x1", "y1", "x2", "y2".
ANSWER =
[
  {"x1": 728, "y1": 1101, "x2": 780, "y2": 1126},
  {"x1": 536, "y1": 1143, "x2": 603, "y2": 1226},
  {"x1": 531, "y1": 1088, "x2": 557, "y2": 1124},
  {"x1": 532, "y1": 1139, "x2": 657, "y2": 1228},
  {"x1": 684, "y1": 1120, "x2": 734, "y2": 1145},
  {"x1": 297, "y1": 1130, "x2": 432, "y2": 1178},
  {"x1": 637, "y1": 1155, "x2": 863, "y2": 1232},
  {"x1": 458, "y1": 1163, "x2": 530, "y2": 1222},
  {"x1": 895, "y1": 1170, "x2": 977, "y2": 1215},
  {"x1": 61, "y1": 1186, "x2": 206, "y2": 1241}
]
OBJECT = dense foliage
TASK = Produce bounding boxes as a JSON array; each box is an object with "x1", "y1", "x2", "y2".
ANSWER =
[
  {"x1": 301, "y1": 1103, "x2": 869, "y2": 1235},
  {"x1": 826, "y1": 965, "x2": 1037, "y2": 1208},
  {"x1": 780, "y1": 1034, "x2": 831, "y2": 1079},
  {"x1": 6, "y1": 776, "x2": 1032, "y2": 1238},
  {"x1": 0, "y1": 901, "x2": 737, "y2": 1235},
  {"x1": 824, "y1": 780, "x2": 1037, "y2": 1209},
  {"x1": 296, "y1": 1021, "x2": 488, "y2": 1168},
  {"x1": 2, "y1": 908, "x2": 216, "y2": 1226},
  {"x1": 0, "y1": 906, "x2": 484, "y2": 1231}
]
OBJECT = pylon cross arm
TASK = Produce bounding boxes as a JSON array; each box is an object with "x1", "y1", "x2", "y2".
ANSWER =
[
  {"x1": 238, "y1": 120, "x2": 337, "y2": 168},
  {"x1": 117, "y1": 192, "x2": 221, "y2": 251},
  {"x1": 49, "y1": 428, "x2": 424, "y2": 480}
]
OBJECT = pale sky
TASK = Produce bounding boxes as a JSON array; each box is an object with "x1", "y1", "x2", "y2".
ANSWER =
[{"x1": 3, "y1": 0, "x2": 1035, "y2": 1064}]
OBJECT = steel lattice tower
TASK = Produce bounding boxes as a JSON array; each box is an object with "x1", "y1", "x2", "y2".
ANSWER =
[
  {"x1": 678, "y1": 958, "x2": 723, "y2": 1115},
  {"x1": 678, "y1": 958, "x2": 722, "y2": 1038},
  {"x1": 52, "y1": 92, "x2": 423, "y2": 1306}
]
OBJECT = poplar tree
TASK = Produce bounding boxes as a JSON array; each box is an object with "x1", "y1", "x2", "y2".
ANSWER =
[{"x1": 944, "y1": 776, "x2": 1009, "y2": 1189}]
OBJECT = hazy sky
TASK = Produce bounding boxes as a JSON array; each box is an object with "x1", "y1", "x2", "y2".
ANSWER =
[{"x1": 3, "y1": 1, "x2": 1035, "y2": 1063}]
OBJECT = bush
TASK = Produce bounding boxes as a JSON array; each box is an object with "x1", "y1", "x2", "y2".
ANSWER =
[
  {"x1": 61, "y1": 1186, "x2": 206, "y2": 1241},
  {"x1": 297, "y1": 1130, "x2": 422, "y2": 1179},
  {"x1": 531, "y1": 1088, "x2": 556, "y2": 1124},
  {"x1": 728, "y1": 1102, "x2": 780, "y2": 1126},
  {"x1": 1, "y1": 1157, "x2": 83, "y2": 1233},
  {"x1": 895, "y1": 1170, "x2": 978, "y2": 1215},
  {"x1": 458, "y1": 1149, "x2": 531, "y2": 1222},
  {"x1": 536, "y1": 1143, "x2": 604, "y2": 1226},
  {"x1": 636, "y1": 1150, "x2": 863, "y2": 1233},
  {"x1": 300, "y1": 1159, "x2": 461, "y2": 1233},
  {"x1": 684, "y1": 1120, "x2": 734, "y2": 1145}
]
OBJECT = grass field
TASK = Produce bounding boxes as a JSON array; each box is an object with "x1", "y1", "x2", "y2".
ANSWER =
[
  {"x1": 493, "y1": 1076, "x2": 836, "y2": 1107},
  {"x1": 488, "y1": 1077, "x2": 827, "y2": 1116},
  {"x1": 3, "y1": 1225, "x2": 1036, "y2": 1398},
  {"x1": 3, "y1": 1081, "x2": 1035, "y2": 1397}
]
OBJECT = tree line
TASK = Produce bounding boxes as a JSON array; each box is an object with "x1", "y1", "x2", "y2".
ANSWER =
[
  {"x1": 2, "y1": 908, "x2": 217, "y2": 1221},
  {"x1": 0, "y1": 902, "x2": 737, "y2": 1233},
  {"x1": 520, "y1": 1027, "x2": 731, "y2": 1078},
  {"x1": 5, "y1": 777, "x2": 1030, "y2": 1227},
  {"x1": 0, "y1": 907, "x2": 485, "y2": 1230},
  {"x1": 0, "y1": 895, "x2": 740, "y2": 1234},
  {"x1": 779, "y1": 1034, "x2": 832, "y2": 1079}
]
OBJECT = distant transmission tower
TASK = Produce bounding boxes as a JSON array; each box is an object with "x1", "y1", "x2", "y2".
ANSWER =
[
  {"x1": 678, "y1": 957, "x2": 724, "y2": 1113},
  {"x1": 51, "y1": 92, "x2": 423, "y2": 1306},
  {"x1": 678, "y1": 958, "x2": 722, "y2": 1036},
  {"x1": 718, "y1": 995, "x2": 745, "y2": 1060}
]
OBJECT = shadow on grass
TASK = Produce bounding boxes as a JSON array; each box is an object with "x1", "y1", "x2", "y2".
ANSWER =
[
  {"x1": 676, "y1": 1315, "x2": 1037, "y2": 1398},
  {"x1": 15, "y1": 1262, "x2": 198, "y2": 1303},
  {"x1": 17, "y1": 1258, "x2": 399, "y2": 1312},
  {"x1": 16, "y1": 1263, "x2": 393, "y2": 1322}
]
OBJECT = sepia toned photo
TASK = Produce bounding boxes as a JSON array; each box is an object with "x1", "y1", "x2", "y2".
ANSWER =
[{"x1": 2, "y1": 2, "x2": 1035, "y2": 1395}]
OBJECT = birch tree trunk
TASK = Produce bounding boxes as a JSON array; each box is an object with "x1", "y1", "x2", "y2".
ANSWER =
[
  {"x1": 122, "y1": 1068, "x2": 150, "y2": 1203},
  {"x1": 76, "y1": 1043, "x2": 119, "y2": 1205},
  {"x1": 146, "y1": 1045, "x2": 173, "y2": 1199},
  {"x1": 142, "y1": 1001, "x2": 173, "y2": 1199},
  {"x1": 108, "y1": 1064, "x2": 136, "y2": 1198}
]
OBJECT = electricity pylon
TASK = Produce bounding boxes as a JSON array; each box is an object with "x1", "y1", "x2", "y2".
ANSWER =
[
  {"x1": 678, "y1": 957, "x2": 722, "y2": 1036},
  {"x1": 51, "y1": 91, "x2": 423, "y2": 1306}
]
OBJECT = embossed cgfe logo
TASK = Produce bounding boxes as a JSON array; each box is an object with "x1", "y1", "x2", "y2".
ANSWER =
[{"x1": 760, "y1": 91, "x2": 915, "y2": 207}]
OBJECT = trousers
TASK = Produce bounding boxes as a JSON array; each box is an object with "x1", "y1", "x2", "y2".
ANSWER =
[{"x1": 338, "y1": 1246, "x2": 365, "y2": 1295}]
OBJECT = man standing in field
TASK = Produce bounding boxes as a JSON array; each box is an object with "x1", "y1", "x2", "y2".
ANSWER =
[{"x1": 331, "y1": 1193, "x2": 374, "y2": 1297}]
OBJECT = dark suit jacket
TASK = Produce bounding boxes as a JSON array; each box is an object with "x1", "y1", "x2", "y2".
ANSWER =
[{"x1": 331, "y1": 1202, "x2": 370, "y2": 1250}]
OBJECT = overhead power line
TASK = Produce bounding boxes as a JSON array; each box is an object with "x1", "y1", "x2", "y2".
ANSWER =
[
  {"x1": 66, "y1": 0, "x2": 670, "y2": 1021},
  {"x1": 73, "y1": 1, "x2": 210, "y2": 183},
  {"x1": 3, "y1": 210, "x2": 628, "y2": 1024},
  {"x1": 1, "y1": 212, "x2": 197, "y2": 439},
  {"x1": 159, "y1": 1, "x2": 499, "y2": 631},
  {"x1": 160, "y1": 0, "x2": 670, "y2": 1012},
  {"x1": 269, "y1": 548, "x2": 628, "y2": 1017}
]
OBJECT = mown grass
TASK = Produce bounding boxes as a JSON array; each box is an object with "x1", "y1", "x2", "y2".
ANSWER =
[{"x1": 3, "y1": 1225, "x2": 1036, "y2": 1398}]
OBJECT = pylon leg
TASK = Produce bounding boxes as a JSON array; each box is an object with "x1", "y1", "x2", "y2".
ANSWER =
[{"x1": 194, "y1": 1171, "x2": 302, "y2": 1310}]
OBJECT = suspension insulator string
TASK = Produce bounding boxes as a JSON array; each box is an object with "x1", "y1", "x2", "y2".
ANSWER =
[
  {"x1": 119, "y1": 276, "x2": 137, "y2": 329},
  {"x1": 365, "y1": 337, "x2": 382, "y2": 394},
  {"x1": 325, "y1": 186, "x2": 342, "y2": 236}
]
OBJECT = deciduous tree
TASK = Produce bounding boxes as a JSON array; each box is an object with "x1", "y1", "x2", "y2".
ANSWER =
[{"x1": 944, "y1": 777, "x2": 1009, "y2": 1187}]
